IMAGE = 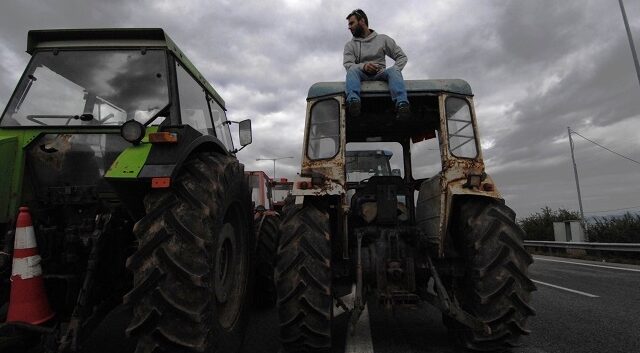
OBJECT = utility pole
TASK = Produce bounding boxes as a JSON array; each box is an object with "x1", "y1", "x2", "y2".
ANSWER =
[
  {"x1": 568, "y1": 127, "x2": 586, "y2": 225},
  {"x1": 619, "y1": 0, "x2": 640, "y2": 90},
  {"x1": 256, "y1": 156, "x2": 293, "y2": 179}
]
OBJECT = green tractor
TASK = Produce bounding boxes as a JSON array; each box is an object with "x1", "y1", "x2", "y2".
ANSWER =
[
  {"x1": 0, "y1": 29, "x2": 254, "y2": 353},
  {"x1": 276, "y1": 80, "x2": 536, "y2": 352}
]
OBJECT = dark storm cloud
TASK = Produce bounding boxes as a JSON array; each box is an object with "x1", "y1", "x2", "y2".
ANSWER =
[
  {"x1": 1, "y1": 0, "x2": 639, "y2": 217},
  {"x1": 390, "y1": 0, "x2": 640, "y2": 216}
]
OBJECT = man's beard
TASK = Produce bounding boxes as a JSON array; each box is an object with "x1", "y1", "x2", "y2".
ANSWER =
[{"x1": 353, "y1": 24, "x2": 364, "y2": 38}]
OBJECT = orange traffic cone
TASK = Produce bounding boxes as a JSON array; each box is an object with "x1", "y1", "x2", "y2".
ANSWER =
[{"x1": 6, "y1": 206, "x2": 54, "y2": 324}]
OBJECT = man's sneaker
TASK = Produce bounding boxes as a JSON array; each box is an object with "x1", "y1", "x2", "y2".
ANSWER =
[
  {"x1": 396, "y1": 102, "x2": 411, "y2": 120},
  {"x1": 348, "y1": 100, "x2": 361, "y2": 117}
]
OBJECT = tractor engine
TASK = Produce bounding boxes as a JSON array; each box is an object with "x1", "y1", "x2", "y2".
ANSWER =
[
  {"x1": 349, "y1": 176, "x2": 428, "y2": 306},
  {"x1": 0, "y1": 133, "x2": 134, "y2": 324}
]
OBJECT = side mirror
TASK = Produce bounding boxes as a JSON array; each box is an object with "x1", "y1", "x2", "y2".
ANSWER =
[
  {"x1": 391, "y1": 169, "x2": 401, "y2": 177},
  {"x1": 239, "y1": 119, "x2": 252, "y2": 147}
]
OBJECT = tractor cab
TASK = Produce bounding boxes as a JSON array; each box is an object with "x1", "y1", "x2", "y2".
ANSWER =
[{"x1": 295, "y1": 79, "x2": 498, "y2": 256}]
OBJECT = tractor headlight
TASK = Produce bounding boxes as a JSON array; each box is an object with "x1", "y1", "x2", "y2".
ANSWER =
[{"x1": 121, "y1": 120, "x2": 146, "y2": 145}]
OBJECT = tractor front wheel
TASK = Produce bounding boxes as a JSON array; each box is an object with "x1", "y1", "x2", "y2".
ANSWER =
[
  {"x1": 125, "y1": 153, "x2": 253, "y2": 353},
  {"x1": 276, "y1": 203, "x2": 332, "y2": 352}
]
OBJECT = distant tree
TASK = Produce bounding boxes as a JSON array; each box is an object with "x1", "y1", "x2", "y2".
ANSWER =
[
  {"x1": 518, "y1": 207, "x2": 581, "y2": 241},
  {"x1": 587, "y1": 213, "x2": 640, "y2": 243}
]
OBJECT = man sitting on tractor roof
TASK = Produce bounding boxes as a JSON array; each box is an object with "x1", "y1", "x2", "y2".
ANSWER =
[{"x1": 343, "y1": 8, "x2": 411, "y2": 120}]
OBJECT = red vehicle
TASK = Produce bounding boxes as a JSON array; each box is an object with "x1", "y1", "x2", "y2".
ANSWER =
[{"x1": 246, "y1": 171, "x2": 280, "y2": 307}]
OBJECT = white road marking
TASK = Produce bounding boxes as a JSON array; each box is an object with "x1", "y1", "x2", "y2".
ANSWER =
[
  {"x1": 345, "y1": 304, "x2": 375, "y2": 353},
  {"x1": 534, "y1": 256, "x2": 640, "y2": 273},
  {"x1": 532, "y1": 280, "x2": 599, "y2": 298}
]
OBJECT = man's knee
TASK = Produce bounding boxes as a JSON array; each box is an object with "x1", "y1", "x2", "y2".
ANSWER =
[
  {"x1": 347, "y1": 66, "x2": 364, "y2": 78},
  {"x1": 385, "y1": 67, "x2": 402, "y2": 77}
]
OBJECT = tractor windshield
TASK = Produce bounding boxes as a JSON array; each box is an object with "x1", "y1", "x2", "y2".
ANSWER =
[
  {"x1": 1, "y1": 49, "x2": 169, "y2": 127},
  {"x1": 346, "y1": 143, "x2": 403, "y2": 182}
]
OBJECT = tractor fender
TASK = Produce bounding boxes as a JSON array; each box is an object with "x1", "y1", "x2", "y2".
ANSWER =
[
  {"x1": 107, "y1": 128, "x2": 231, "y2": 220},
  {"x1": 416, "y1": 172, "x2": 503, "y2": 257},
  {"x1": 442, "y1": 175, "x2": 504, "y2": 256},
  {"x1": 137, "y1": 126, "x2": 230, "y2": 179},
  {"x1": 168, "y1": 135, "x2": 230, "y2": 179}
]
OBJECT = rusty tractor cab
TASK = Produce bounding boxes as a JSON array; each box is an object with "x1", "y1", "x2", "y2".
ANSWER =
[
  {"x1": 276, "y1": 80, "x2": 536, "y2": 352},
  {"x1": 246, "y1": 171, "x2": 280, "y2": 307}
]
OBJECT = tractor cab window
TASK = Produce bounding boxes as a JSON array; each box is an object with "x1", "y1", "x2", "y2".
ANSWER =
[
  {"x1": 411, "y1": 131, "x2": 442, "y2": 179},
  {"x1": 209, "y1": 99, "x2": 234, "y2": 151},
  {"x1": 176, "y1": 62, "x2": 214, "y2": 136},
  {"x1": 307, "y1": 99, "x2": 340, "y2": 160},
  {"x1": 346, "y1": 142, "x2": 409, "y2": 224},
  {"x1": 346, "y1": 142, "x2": 404, "y2": 183},
  {"x1": 1, "y1": 49, "x2": 169, "y2": 127},
  {"x1": 446, "y1": 97, "x2": 478, "y2": 159}
]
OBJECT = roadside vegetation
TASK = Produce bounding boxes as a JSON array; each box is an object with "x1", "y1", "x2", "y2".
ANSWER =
[
  {"x1": 519, "y1": 207, "x2": 640, "y2": 243},
  {"x1": 587, "y1": 213, "x2": 640, "y2": 243},
  {"x1": 518, "y1": 207, "x2": 580, "y2": 241}
]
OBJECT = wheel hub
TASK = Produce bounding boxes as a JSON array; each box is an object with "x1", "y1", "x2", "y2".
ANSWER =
[{"x1": 214, "y1": 223, "x2": 236, "y2": 304}]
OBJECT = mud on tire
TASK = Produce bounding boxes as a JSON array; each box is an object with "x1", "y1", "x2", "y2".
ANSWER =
[
  {"x1": 449, "y1": 198, "x2": 536, "y2": 351},
  {"x1": 124, "y1": 152, "x2": 253, "y2": 353},
  {"x1": 254, "y1": 213, "x2": 280, "y2": 308},
  {"x1": 276, "y1": 203, "x2": 332, "y2": 353}
]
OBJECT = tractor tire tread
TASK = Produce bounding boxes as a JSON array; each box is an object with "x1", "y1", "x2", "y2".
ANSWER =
[
  {"x1": 276, "y1": 204, "x2": 332, "y2": 353},
  {"x1": 451, "y1": 199, "x2": 536, "y2": 351}
]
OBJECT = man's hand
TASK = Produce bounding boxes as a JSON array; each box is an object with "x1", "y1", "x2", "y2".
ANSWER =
[{"x1": 363, "y1": 62, "x2": 380, "y2": 74}]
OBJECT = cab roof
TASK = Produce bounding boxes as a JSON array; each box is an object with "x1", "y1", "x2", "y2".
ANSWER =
[
  {"x1": 307, "y1": 79, "x2": 472, "y2": 100},
  {"x1": 346, "y1": 150, "x2": 393, "y2": 157},
  {"x1": 27, "y1": 28, "x2": 225, "y2": 108}
]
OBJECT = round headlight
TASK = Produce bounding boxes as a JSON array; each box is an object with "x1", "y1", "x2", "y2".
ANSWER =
[{"x1": 121, "y1": 120, "x2": 146, "y2": 144}]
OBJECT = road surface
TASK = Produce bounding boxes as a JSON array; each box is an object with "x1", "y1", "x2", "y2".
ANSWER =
[{"x1": 243, "y1": 254, "x2": 640, "y2": 353}]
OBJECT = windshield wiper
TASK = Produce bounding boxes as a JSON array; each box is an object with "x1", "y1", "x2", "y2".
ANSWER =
[{"x1": 26, "y1": 113, "x2": 94, "y2": 126}]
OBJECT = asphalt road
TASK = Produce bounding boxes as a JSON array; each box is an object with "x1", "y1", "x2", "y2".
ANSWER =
[{"x1": 242, "y1": 255, "x2": 640, "y2": 353}]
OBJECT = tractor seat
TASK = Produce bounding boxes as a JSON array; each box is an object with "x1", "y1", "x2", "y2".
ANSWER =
[{"x1": 351, "y1": 176, "x2": 410, "y2": 225}]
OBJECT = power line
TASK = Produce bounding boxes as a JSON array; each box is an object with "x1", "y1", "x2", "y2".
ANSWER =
[
  {"x1": 571, "y1": 130, "x2": 640, "y2": 167},
  {"x1": 584, "y1": 204, "x2": 640, "y2": 215}
]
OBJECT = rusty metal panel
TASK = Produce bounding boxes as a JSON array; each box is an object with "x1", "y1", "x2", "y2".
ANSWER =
[
  {"x1": 415, "y1": 175, "x2": 444, "y2": 252},
  {"x1": 290, "y1": 176, "x2": 345, "y2": 198},
  {"x1": 432, "y1": 94, "x2": 504, "y2": 256}
]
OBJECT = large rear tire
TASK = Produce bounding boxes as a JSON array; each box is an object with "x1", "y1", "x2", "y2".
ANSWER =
[
  {"x1": 125, "y1": 153, "x2": 253, "y2": 353},
  {"x1": 448, "y1": 199, "x2": 536, "y2": 351},
  {"x1": 276, "y1": 203, "x2": 332, "y2": 353},
  {"x1": 254, "y1": 214, "x2": 280, "y2": 308}
]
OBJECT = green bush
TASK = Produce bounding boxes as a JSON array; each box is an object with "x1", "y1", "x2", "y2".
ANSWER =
[
  {"x1": 586, "y1": 213, "x2": 640, "y2": 243},
  {"x1": 518, "y1": 207, "x2": 581, "y2": 241}
]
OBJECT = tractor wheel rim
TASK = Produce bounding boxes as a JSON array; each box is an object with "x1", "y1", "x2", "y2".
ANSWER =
[{"x1": 215, "y1": 223, "x2": 236, "y2": 304}]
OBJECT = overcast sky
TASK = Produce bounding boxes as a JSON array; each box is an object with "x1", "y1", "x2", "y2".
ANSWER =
[{"x1": 1, "y1": 0, "x2": 640, "y2": 219}]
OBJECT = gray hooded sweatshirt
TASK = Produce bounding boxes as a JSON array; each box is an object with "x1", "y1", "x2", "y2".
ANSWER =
[{"x1": 343, "y1": 30, "x2": 408, "y2": 72}]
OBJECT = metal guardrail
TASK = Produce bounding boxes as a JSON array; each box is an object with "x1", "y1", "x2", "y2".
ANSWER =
[{"x1": 524, "y1": 241, "x2": 640, "y2": 253}]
